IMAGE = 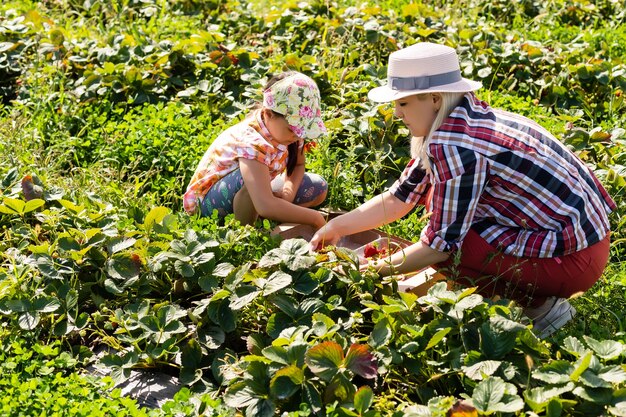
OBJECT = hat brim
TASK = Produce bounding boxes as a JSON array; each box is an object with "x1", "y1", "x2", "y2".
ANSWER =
[{"x1": 367, "y1": 78, "x2": 482, "y2": 103}]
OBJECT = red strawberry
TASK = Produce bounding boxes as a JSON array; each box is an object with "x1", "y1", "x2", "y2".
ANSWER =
[{"x1": 363, "y1": 243, "x2": 380, "y2": 258}]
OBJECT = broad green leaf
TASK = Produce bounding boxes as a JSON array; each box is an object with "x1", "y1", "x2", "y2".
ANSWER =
[
  {"x1": 305, "y1": 341, "x2": 344, "y2": 382},
  {"x1": 258, "y1": 249, "x2": 284, "y2": 268},
  {"x1": 179, "y1": 366, "x2": 203, "y2": 386},
  {"x1": 245, "y1": 399, "x2": 275, "y2": 417},
  {"x1": 18, "y1": 311, "x2": 40, "y2": 330},
  {"x1": 345, "y1": 344, "x2": 377, "y2": 379},
  {"x1": 570, "y1": 351, "x2": 593, "y2": 382},
  {"x1": 324, "y1": 372, "x2": 355, "y2": 403},
  {"x1": 230, "y1": 289, "x2": 261, "y2": 310},
  {"x1": 269, "y1": 294, "x2": 299, "y2": 318},
  {"x1": 224, "y1": 381, "x2": 259, "y2": 408},
  {"x1": 534, "y1": 361, "x2": 574, "y2": 384},
  {"x1": 23, "y1": 199, "x2": 45, "y2": 213},
  {"x1": 354, "y1": 386, "x2": 374, "y2": 415},
  {"x1": 462, "y1": 360, "x2": 501, "y2": 381},
  {"x1": 106, "y1": 253, "x2": 141, "y2": 280},
  {"x1": 292, "y1": 270, "x2": 319, "y2": 295},
  {"x1": 426, "y1": 327, "x2": 451, "y2": 351},
  {"x1": 198, "y1": 326, "x2": 225, "y2": 350},
  {"x1": 3, "y1": 197, "x2": 25, "y2": 214},
  {"x1": 262, "y1": 346, "x2": 289, "y2": 365},
  {"x1": 572, "y1": 386, "x2": 613, "y2": 404},
  {"x1": 563, "y1": 336, "x2": 588, "y2": 357},
  {"x1": 181, "y1": 338, "x2": 203, "y2": 369},
  {"x1": 262, "y1": 271, "x2": 292, "y2": 295},
  {"x1": 175, "y1": 260, "x2": 195, "y2": 277},
  {"x1": 58, "y1": 199, "x2": 85, "y2": 214},
  {"x1": 598, "y1": 365, "x2": 626, "y2": 384},
  {"x1": 144, "y1": 206, "x2": 170, "y2": 232},
  {"x1": 472, "y1": 377, "x2": 523, "y2": 414},
  {"x1": 579, "y1": 369, "x2": 612, "y2": 388},
  {"x1": 270, "y1": 365, "x2": 304, "y2": 399},
  {"x1": 524, "y1": 383, "x2": 575, "y2": 412},
  {"x1": 369, "y1": 318, "x2": 392, "y2": 348},
  {"x1": 583, "y1": 336, "x2": 624, "y2": 360},
  {"x1": 480, "y1": 322, "x2": 517, "y2": 359},
  {"x1": 32, "y1": 297, "x2": 61, "y2": 313},
  {"x1": 472, "y1": 377, "x2": 504, "y2": 412},
  {"x1": 108, "y1": 237, "x2": 137, "y2": 254}
]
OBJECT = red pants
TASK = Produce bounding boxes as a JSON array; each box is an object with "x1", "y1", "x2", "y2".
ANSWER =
[{"x1": 435, "y1": 229, "x2": 611, "y2": 307}]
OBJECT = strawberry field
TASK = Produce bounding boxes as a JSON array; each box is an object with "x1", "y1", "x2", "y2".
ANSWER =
[{"x1": 1, "y1": 0, "x2": 626, "y2": 416}]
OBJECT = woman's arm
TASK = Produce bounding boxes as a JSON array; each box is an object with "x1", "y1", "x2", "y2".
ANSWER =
[
  {"x1": 310, "y1": 191, "x2": 414, "y2": 248},
  {"x1": 239, "y1": 158, "x2": 325, "y2": 228},
  {"x1": 369, "y1": 240, "x2": 449, "y2": 276}
]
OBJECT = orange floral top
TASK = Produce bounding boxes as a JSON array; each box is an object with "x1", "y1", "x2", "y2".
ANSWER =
[{"x1": 183, "y1": 111, "x2": 302, "y2": 214}]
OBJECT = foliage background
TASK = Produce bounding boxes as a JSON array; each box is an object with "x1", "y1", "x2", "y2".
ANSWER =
[{"x1": 1, "y1": 0, "x2": 626, "y2": 415}]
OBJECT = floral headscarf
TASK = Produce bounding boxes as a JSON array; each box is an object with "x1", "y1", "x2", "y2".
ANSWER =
[{"x1": 262, "y1": 72, "x2": 327, "y2": 140}]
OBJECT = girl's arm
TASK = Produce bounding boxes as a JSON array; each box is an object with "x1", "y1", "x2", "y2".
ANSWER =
[
  {"x1": 239, "y1": 158, "x2": 325, "y2": 228},
  {"x1": 310, "y1": 191, "x2": 414, "y2": 248},
  {"x1": 280, "y1": 145, "x2": 305, "y2": 203}
]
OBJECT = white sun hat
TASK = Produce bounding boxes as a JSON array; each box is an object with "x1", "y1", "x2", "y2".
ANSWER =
[{"x1": 368, "y1": 42, "x2": 482, "y2": 103}]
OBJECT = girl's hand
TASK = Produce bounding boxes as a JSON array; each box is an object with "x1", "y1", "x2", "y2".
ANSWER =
[{"x1": 309, "y1": 221, "x2": 341, "y2": 251}]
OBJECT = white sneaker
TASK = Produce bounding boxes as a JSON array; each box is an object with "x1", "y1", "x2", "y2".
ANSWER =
[{"x1": 524, "y1": 297, "x2": 576, "y2": 339}]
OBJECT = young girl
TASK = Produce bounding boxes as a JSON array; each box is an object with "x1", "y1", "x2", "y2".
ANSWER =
[
  {"x1": 183, "y1": 72, "x2": 328, "y2": 229},
  {"x1": 310, "y1": 43, "x2": 616, "y2": 338}
]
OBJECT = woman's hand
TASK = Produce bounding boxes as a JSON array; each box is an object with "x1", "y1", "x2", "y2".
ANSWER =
[{"x1": 309, "y1": 220, "x2": 342, "y2": 251}]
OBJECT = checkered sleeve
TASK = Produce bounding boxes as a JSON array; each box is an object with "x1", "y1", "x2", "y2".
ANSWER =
[
  {"x1": 420, "y1": 145, "x2": 489, "y2": 252},
  {"x1": 389, "y1": 158, "x2": 432, "y2": 205}
]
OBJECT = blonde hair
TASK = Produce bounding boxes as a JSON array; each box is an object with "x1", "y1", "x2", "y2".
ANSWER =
[{"x1": 410, "y1": 92, "x2": 466, "y2": 173}]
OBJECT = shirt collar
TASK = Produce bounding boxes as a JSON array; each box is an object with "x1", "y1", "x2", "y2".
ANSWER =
[{"x1": 254, "y1": 110, "x2": 287, "y2": 151}]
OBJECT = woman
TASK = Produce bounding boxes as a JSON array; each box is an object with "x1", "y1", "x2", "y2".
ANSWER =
[
  {"x1": 310, "y1": 42, "x2": 616, "y2": 338},
  {"x1": 183, "y1": 71, "x2": 328, "y2": 229}
]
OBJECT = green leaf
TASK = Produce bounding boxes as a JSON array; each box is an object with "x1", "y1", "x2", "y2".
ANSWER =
[
  {"x1": 472, "y1": 376, "x2": 523, "y2": 414},
  {"x1": 583, "y1": 336, "x2": 624, "y2": 360},
  {"x1": 570, "y1": 351, "x2": 592, "y2": 382},
  {"x1": 198, "y1": 326, "x2": 225, "y2": 349},
  {"x1": 224, "y1": 381, "x2": 259, "y2": 408},
  {"x1": 462, "y1": 360, "x2": 502, "y2": 381},
  {"x1": 179, "y1": 366, "x2": 203, "y2": 385},
  {"x1": 246, "y1": 399, "x2": 275, "y2": 417},
  {"x1": 534, "y1": 361, "x2": 574, "y2": 384},
  {"x1": 262, "y1": 346, "x2": 289, "y2": 365},
  {"x1": 524, "y1": 383, "x2": 575, "y2": 412},
  {"x1": 305, "y1": 341, "x2": 344, "y2": 382},
  {"x1": 181, "y1": 338, "x2": 203, "y2": 369},
  {"x1": 3, "y1": 197, "x2": 25, "y2": 214},
  {"x1": 108, "y1": 237, "x2": 137, "y2": 254},
  {"x1": 262, "y1": 271, "x2": 292, "y2": 295},
  {"x1": 23, "y1": 199, "x2": 45, "y2": 213},
  {"x1": 354, "y1": 386, "x2": 374, "y2": 415},
  {"x1": 473, "y1": 376, "x2": 505, "y2": 412},
  {"x1": 369, "y1": 318, "x2": 392, "y2": 348},
  {"x1": 230, "y1": 289, "x2": 261, "y2": 310},
  {"x1": 344, "y1": 344, "x2": 377, "y2": 379},
  {"x1": 269, "y1": 365, "x2": 304, "y2": 399},
  {"x1": 144, "y1": 206, "x2": 170, "y2": 232},
  {"x1": 563, "y1": 336, "x2": 589, "y2": 358},
  {"x1": 426, "y1": 327, "x2": 451, "y2": 351},
  {"x1": 598, "y1": 365, "x2": 626, "y2": 384},
  {"x1": 18, "y1": 311, "x2": 40, "y2": 330},
  {"x1": 32, "y1": 297, "x2": 61, "y2": 313},
  {"x1": 106, "y1": 253, "x2": 141, "y2": 280}
]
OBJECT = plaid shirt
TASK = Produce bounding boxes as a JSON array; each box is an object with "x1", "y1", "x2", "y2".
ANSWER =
[
  {"x1": 183, "y1": 111, "x2": 301, "y2": 214},
  {"x1": 390, "y1": 93, "x2": 616, "y2": 258}
]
